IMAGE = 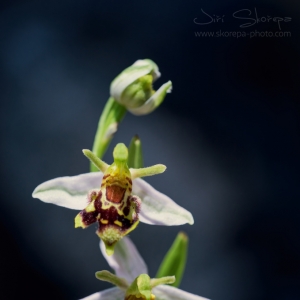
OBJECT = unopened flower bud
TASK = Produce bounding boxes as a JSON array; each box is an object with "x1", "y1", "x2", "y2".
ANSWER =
[{"x1": 110, "y1": 59, "x2": 172, "y2": 116}]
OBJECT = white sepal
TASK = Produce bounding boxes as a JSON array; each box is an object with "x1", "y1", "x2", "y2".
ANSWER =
[
  {"x1": 100, "y1": 237, "x2": 147, "y2": 283},
  {"x1": 133, "y1": 178, "x2": 194, "y2": 225},
  {"x1": 79, "y1": 287, "x2": 125, "y2": 300},
  {"x1": 153, "y1": 285, "x2": 209, "y2": 300},
  {"x1": 32, "y1": 172, "x2": 103, "y2": 210}
]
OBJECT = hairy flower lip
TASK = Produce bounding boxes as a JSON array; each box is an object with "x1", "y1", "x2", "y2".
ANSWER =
[{"x1": 32, "y1": 172, "x2": 194, "y2": 226}]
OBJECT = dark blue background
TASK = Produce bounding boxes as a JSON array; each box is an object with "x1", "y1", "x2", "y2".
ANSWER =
[{"x1": 1, "y1": 1, "x2": 299, "y2": 299}]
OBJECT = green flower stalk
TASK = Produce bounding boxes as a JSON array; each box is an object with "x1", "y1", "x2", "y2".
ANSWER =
[
  {"x1": 91, "y1": 97, "x2": 126, "y2": 169},
  {"x1": 91, "y1": 59, "x2": 172, "y2": 168}
]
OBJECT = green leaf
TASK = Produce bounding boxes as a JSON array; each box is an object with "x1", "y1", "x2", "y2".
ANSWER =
[
  {"x1": 128, "y1": 135, "x2": 144, "y2": 168},
  {"x1": 155, "y1": 232, "x2": 188, "y2": 288},
  {"x1": 91, "y1": 97, "x2": 127, "y2": 171}
]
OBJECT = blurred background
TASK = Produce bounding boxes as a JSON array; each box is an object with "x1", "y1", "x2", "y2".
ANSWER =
[{"x1": 0, "y1": 0, "x2": 299, "y2": 299}]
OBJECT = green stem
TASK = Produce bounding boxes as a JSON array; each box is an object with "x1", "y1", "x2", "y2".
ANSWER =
[{"x1": 91, "y1": 97, "x2": 127, "y2": 171}]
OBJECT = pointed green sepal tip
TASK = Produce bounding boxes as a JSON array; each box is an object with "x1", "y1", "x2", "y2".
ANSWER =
[
  {"x1": 125, "y1": 274, "x2": 154, "y2": 300},
  {"x1": 95, "y1": 270, "x2": 128, "y2": 290},
  {"x1": 130, "y1": 164, "x2": 166, "y2": 180},
  {"x1": 155, "y1": 232, "x2": 188, "y2": 288},
  {"x1": 128, "y1": 135, "x2": 144, "y2": 169},
  {"x1": 150, "y1": 275, "x2": 176, "y2": 288},
  {"x1": 113, "y1": 143, "x2": 128, "y2": 162},
  {"x1": 82, "y1": 149, "x2": 109, "y2": 172}
]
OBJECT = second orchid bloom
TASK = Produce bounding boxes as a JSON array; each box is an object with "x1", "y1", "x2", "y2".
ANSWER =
[{"x1": 33, "y1": 144, "x2": 194, "y2": 255}]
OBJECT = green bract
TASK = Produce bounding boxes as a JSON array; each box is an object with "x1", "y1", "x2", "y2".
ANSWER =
[
  {"x1": 156, "y1": 232, "x2": 188, "y2": 287},
  {"x1": 128, "y1": 135, "x2": 144, "y2": 169}
]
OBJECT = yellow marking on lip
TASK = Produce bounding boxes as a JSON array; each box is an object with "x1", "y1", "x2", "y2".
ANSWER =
[
  {"x1": 75, "y1": 213, "x2": 85, "y2": 228},
  {"x1": 85, "y1": 203, "x2": 96, "y2": 213},
  {"x1": 114, "y1": 220, "x2": 123, "y2": 227},
  {"x1": 100, "y1": 219, "x2": 108, "y2": 224}
]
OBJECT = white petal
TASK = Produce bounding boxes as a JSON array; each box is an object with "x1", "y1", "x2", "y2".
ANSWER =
[
  {"x1": 133, "y1": 178, "x2": 194, "y2": 225},
  {"x1": 80, "y1": 287, "x2": 125, "y2": 300},
  {"x1": 128, "y1": 81, "x2": 172, "y2": 116},
  {"x1": 32, "y1": 172, "x2": 194, "y2": 225},
  {"x1": 100, "y1": 236, "x2": 148, "y2": 283},
  {"x1": 153, "y1": 285, "x2": 209, "y2": 300},
  {"x1": 133, "y1": 59, "x2": 161, "y2": 81},
  {"x1": 32, "y1": 172, "x2": 102, "y2": 210}
]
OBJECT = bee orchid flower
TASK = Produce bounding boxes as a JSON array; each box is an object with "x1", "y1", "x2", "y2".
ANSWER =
[
  {"x1": 32, "y1": 144, "x2": 194, "y2": 255},
  {"x1": 80, "y1": 236, "x2": 209, "y2": 300}
]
